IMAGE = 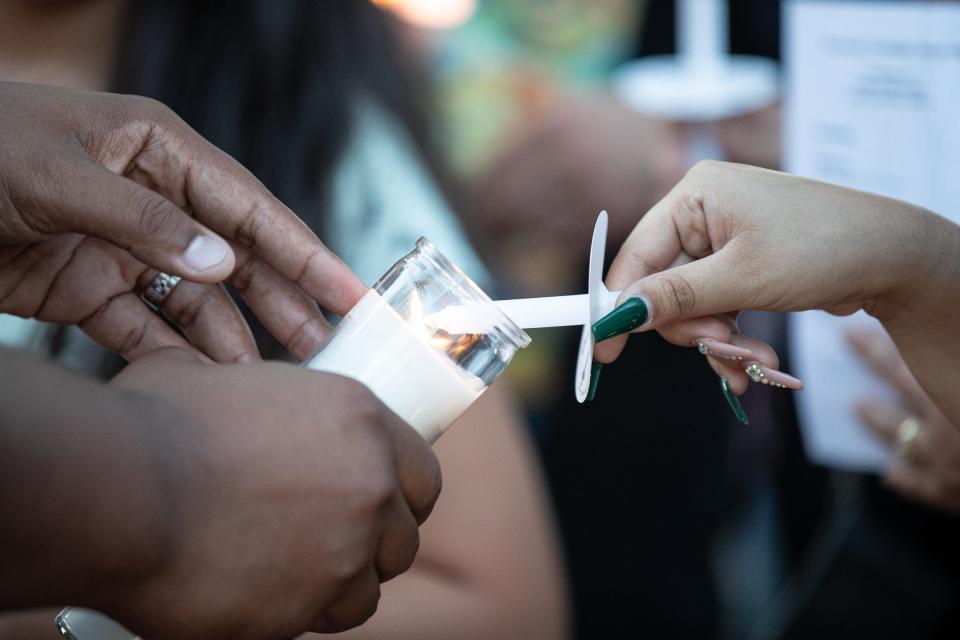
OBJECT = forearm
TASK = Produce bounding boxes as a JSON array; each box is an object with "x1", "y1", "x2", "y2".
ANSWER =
[
  {"x1": 0, "y1": 348, "x2": 170, "y2": 612},
  {"x1": 878, "y1": 210, "x2": 960, "y2": 427}
]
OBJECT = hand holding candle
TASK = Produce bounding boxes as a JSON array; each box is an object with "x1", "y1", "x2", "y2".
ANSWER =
[
  {"x1": 421, "y1": 209, "x2": 793, "y2": 407},
  {"x1": 52, "y1": 348, "x2": 441, "y2": 640},
  {"x1": 591, "y1": 161, "x2": 960, "y2": 429}
]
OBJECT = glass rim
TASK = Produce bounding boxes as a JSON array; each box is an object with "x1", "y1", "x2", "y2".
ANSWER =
[{"x1": 414, "y1": 237, "x2": 532, "y2": 349}]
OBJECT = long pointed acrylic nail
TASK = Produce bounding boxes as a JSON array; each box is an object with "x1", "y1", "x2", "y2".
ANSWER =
[
  {"x1": 744, "y1": 362, "x2": 804, "y2": 390},
  {"x1": 592, "y1": 298, "x2": 649, "y2": 342},
  {"x1": 587, "y1": 362, "x2": 603, "y2": 401},
  {"x1": 695, "y1": 337, "x2": 756, "y2": 362},
  {"x1": 721, "y1": 378, "x2": 749, "y2": 425}
]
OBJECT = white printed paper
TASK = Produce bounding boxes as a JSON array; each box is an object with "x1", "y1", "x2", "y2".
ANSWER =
[{"x1": 784, "y1": 1, "x2": 960, "y2": 471}]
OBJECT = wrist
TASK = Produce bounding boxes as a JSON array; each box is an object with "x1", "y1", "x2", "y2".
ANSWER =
[
  {"x1": 875, "y1": 211, "x2": 960, "y2": 426},
  {"x1": 0, "y1": 353, "x2": 177, "y2": 613},
  {"x1": 870, "y1": 207, "x2": 960, "y2": 326},
  {"x1": 79, "y1": 391, "x2": 185, "y2": 615}
]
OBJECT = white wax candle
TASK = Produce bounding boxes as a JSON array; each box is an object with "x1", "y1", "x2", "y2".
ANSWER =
[{"x1": 306, "y1": 290, "x2": 485, "y2": 442}]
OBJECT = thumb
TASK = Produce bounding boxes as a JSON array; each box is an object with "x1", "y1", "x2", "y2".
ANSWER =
[
  {"x1": 620, "y1": 252, "x2": 750, "y2": 329},
  {"x1": 62, "y1": 161, "x2": 235, "y2": 282},
  {"x1": 594, "y1": 252, "x2": 746, "y2": 362}
]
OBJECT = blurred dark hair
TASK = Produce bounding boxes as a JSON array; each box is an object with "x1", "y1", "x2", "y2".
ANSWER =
[
  {"x1": 56, "y1": 0, "x2": 434, "y2": 368},
  {"x1": 113, "y1": 0, "x2": 430, "y2": 220}
]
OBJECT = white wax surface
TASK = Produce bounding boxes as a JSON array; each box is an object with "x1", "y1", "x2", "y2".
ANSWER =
[{"x1": 306, "y1": 290, "x2": 485, "y2": 442}]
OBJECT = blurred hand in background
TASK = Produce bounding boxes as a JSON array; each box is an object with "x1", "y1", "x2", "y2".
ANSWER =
[
  {"x1": 469, "y1": 94, "x2": 686, "y2": 255},
  {"x1": 849, "y1": 327, "x2": 960, "y2": 513},
  {"x1": 709, "y1": 103, "x2": 782, "y2": 171}
]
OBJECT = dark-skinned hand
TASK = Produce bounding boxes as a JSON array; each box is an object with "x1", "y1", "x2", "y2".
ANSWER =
[
  {"x1": 103, "y1": 348, "x2": 441, "y2": 639},
  {"x1": 0, "y1": 81, "x2": 367, "y2": 363}
]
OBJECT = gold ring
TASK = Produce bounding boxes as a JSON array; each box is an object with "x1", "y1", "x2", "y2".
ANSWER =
[{"x1": 895, "y1": 416, "x2": 922, "y2": 461}]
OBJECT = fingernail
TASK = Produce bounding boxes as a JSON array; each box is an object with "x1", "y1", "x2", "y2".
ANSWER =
[
  {"x1": 592, "y1": 297, "x2": 649, "y2": 342},
  {"x1": 695, "y1": 337, "x2": 755, "y2": 362},
  {"x1": 587, "y1": 362, "x2": 603, "y2": 401},
  {"x1": 721, "y1": 378, "x2": 749, "y2": 425},
  {"x1": 182, "y1": 234, "x2": 230, "y2": 272},
  {"x1": 744, "y1": 362, "x2": 804, "y2": 390}
]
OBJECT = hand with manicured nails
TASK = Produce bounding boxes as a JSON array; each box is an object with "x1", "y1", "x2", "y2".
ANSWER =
[
  {"x1": 592, "y1": 161, "x2": 960, "y2": 427},
  {"x1": 100, "y1": 349, "x2": 441, "y2": 639},
  {"x1": 848, "y1": 328, "x2": 960, "y2": 513},
  {"x1": 0, "y1": 81, "x2": 366, "y2": 362}
]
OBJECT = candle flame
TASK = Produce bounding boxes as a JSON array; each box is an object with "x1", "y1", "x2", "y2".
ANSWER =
[
  {"x1": 409, "y1": 289, "x2": 483, "y2": 364},
  {"x1": 432, "y1": 332, "x2": 483, "y2": 361}
]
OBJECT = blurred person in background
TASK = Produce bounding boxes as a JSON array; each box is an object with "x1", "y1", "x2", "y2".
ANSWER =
[{"x1": 0, "y1": 1, "x2": 568, "y2": 638}]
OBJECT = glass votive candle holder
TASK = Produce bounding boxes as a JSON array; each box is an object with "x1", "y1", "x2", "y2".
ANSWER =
[{"x1": 304, "y1": 238, "x2": 531, "y2": 442}]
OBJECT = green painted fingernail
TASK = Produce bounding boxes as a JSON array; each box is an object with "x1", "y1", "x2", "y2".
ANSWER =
[
  {"x1": 721, "y1": 378, "x2": 749, "y2": 425},
  {"x1": 591, "y1": 298, "x2": 649, "y2": 342},
  {"x1": 587, "y1": 362, "x2": 603, "y2": 401}
]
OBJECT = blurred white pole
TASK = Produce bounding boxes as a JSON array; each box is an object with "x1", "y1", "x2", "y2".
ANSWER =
[
  {"x1": 680, "y1": 0, "x2": 728, "y2": 74},
  {"x1": 611, "y1": 0, "x2": 777, "y2": 121}
]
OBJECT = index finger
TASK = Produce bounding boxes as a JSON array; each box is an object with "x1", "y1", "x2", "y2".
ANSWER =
[
  {"x1": 595, "y1": 176, "x2": 718, "y2": 363},
  {"x1": 188, "y1": 145, "x2": 367, "y2": 314},
  {"x1": 603, "y1": 189, "x2": 690, "y2": 292},
  {"x1": 131, "y1": 117, "x2": 367, "y2": 315}
]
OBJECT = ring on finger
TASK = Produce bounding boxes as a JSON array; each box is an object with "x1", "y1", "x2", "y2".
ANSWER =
[
  {"x1": 140, "y1": 272, "x2": 183, "y2": 312},
  {"x1": 895, "y1": 416, "x2": 922, "y2": 462}
]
